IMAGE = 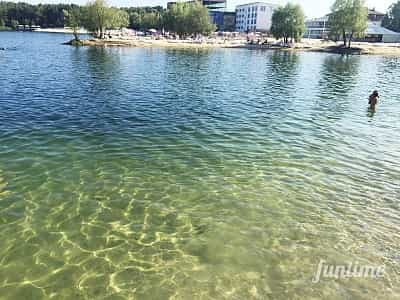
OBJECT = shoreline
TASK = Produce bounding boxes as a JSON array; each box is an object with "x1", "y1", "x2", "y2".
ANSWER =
[
  {"x1": 2, "y1": 28, "x2": 400, "y2": 56},
  {"x1": 68, "y1": 37, "x2": 400, "y2": 56}
]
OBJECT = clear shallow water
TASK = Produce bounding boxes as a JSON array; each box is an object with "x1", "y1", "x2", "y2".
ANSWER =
[{"x1": 0, "y1": 32, "x2": 400, "y2": 299}]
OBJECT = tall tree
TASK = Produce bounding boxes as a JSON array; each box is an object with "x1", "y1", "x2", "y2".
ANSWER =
[
  {"x1": 0, "y1": 5, "x2": 6, "y2": 28},
  {"x1": 271, "y1": 3, "x2": 306, "y2": 44},
  {"x1": 109, "y1": 8, "x2": 129, "y2": 30},
  {"x1": 84, "y1": 0, "x2": 109, "y2": 38},
  {"x1": 127, "y1": 11, "x2": 141, "y2": 29},
  {"x1": 329, "y1": 0, "x2": 368, "y2": 48},
  {"x1": 164, "y1": 2, "x2": 189, "y2": 37},
  {"x1": 164, "y1": 2, "x2": 216, "y2": 37},
  {"x1": 83, "y1": 0, "x2": 128, "y2": 38},
  {"x1": 187, "y1": 1, "x2": 216, "y2": 36},
  {"x1": 382, "y1": 1, "x2": 400, "y2": 32},
  {"x1": 64, "y1": 6, "x2": 82, "y2": 41}
]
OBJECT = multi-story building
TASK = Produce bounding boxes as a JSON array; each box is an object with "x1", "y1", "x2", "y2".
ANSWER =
[
  {"x1": 235, "y1": 2, "x2": 279, "y2": 33},
  {"x1": 304, "y1": 16, "x2": 329, "y2": 39},
  {"x1": 209, "y1": 11, "x2": 236, "y2": 31},
  {"x1": 368, "y1": 8, "x2": 385, "y2": 25}
]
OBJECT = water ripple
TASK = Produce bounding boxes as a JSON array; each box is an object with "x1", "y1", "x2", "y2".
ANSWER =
[{"x1": 0, "y1": 32, "x2": 400, "y2": 299}]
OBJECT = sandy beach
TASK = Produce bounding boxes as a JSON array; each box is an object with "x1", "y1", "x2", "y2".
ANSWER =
[
  {"x1": 26, "y1": 29, "x2": 400, "y2": 55},
  {"x1": 299, "y1": 38, "x2": 400, "y2": 56},
  {"x1": 74, "y1": 36, "x2": 400, "y2": 56},
  {"x1": 78, "y1": 37, "x2": 245, "y2": 49}
]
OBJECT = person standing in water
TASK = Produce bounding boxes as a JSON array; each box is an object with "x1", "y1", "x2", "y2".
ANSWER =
[{"x1": 369, "y1": 90, "x2": 379, "y2": 111}]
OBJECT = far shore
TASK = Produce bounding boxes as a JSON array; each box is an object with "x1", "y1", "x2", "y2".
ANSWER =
[
  {"x1": 4, "y1": 28, "x2": 400, "y2": 56},
  {"x1": 69, "y1": 37, "x2": 400, "y2": 56}
]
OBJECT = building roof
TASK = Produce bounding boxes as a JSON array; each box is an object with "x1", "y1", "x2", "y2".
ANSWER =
[
  {"x1": 367, "y1": 23, "x2": 400, "y2": 36},
  {"x1": 368, "y1": 8, "x2": 385, "y2": 16},
  {"x1": 236, "y1": 1, "x2": 279, "y2": 8}
]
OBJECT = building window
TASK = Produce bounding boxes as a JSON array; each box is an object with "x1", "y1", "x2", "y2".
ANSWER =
[{"x1": 261, "y1": 6, "x2": 266, "y2": 12}]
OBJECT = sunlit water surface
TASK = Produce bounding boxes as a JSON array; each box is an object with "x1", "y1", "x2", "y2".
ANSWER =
[{"x1": 0, "y1": 32, "x2": 400, "y2": 299}]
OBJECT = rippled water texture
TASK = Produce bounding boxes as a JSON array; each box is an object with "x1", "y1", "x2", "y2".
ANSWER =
[{"x1": 1, "y1": 32, "x2": 400, "y2": 299}]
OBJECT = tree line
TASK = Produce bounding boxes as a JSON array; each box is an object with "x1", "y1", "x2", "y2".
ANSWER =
[
  {"x1": 0, "y1": 2, "x2": 72, "y2": 29},
  {"x1": 0, "y1": 1, "x2": 152, "y2": 29},
  {"x1": 0, "y1": 0, "x2": 215, "y2": 37}
]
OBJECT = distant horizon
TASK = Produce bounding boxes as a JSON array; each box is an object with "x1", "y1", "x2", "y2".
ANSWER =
[{"x1": 7, "y1": 0, "x2": 396, "y2": 18}]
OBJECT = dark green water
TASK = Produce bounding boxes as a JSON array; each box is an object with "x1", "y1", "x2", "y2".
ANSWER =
[{"x1": 0, "y1": 32, "x2": 400, "y2": 299}]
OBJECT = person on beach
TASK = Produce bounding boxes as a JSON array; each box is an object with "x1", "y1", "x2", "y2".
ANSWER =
[{"x1": 369, "y1": 90, "x2": 379, "y2": 111}]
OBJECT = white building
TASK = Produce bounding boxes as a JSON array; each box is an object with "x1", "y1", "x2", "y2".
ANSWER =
[
  {"x1": 365, "y1": 23, "x2": 400, "y2": 43},
  {"x1": 235, "y1": 2, "x2": 279, "y2": 33},
  {"x1": 304, "y1": 16, "x2": 330, "y2": 39}
]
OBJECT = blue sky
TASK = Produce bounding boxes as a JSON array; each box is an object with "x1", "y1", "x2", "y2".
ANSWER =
[{"x1": 22, "y1": 0, "x2": 395, "y2": 18}]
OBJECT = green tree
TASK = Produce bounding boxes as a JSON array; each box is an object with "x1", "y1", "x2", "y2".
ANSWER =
[
  {"x1": 64, "y1": 6, "x2": 82, "y2": 41},
  {"x1": 187, "y1": 1, "x2": 216, "y2": 36},
  {"x1": 83, "y1": 0, "x2": 128, "y2": 38},
  {"x1": 164, "y1": 2, "x2": 188, "y2": 37},
  {"x1": 109, "y1": 8, "x2": 129, "y2": 29},
  {"x1": 271, "y1": 3, "x2": 306, "y2": 44},
  {"x1": 164, "y1": 2, "x2": 215, "y2": 37},
  {"x1": 122, "y1": 6, "x2": 164, "y2": 30},
  {"x1": 128, "y1": 11, "x2": 142, "y2": 30},
  {"x1": 141, "y1": 11, "x2": 162, "y2": 30},
  {"x1": 0, "y1": 2, "x2": 76, "y2": 28},
  {"x1": 382, "y1": 1, "x2": 400, "y2": 32},
  {"x1": 0, "y1": 5, "x2": 6, "y2": 28},
  {"x1": 328, "y1": 0, "x2": 368, "y2": 48},
  {"x1": 84, "y1": 0, "x2": 109, "y2": 38}
]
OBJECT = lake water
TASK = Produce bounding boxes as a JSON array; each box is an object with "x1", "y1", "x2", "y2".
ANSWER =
[{"x1": 0, "y1": 32, "x2": 400, "y2": 299}]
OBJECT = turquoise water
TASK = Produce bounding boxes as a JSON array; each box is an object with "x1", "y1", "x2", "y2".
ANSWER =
[{"x1": 0, "y1": 32, "x2": 400, "y2": 299}]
